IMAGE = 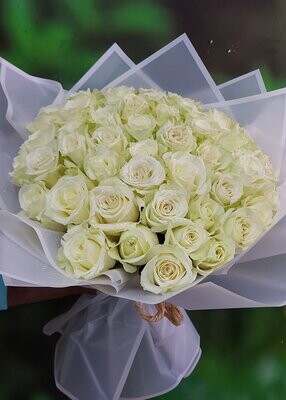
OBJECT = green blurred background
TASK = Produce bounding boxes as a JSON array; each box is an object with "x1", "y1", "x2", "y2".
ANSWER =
[{"x1": 0, "y1": 0, "x2": 286, "y2": 399}]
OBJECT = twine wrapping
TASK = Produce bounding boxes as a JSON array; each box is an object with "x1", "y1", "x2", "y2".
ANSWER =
[{"x1": 135, "y1": 301, "x2": 184, "y2": 326}]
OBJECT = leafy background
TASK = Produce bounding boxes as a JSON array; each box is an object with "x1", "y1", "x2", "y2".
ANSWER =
[{"x1": 0, "y1": 0, "x2": 286, "y2": 399}]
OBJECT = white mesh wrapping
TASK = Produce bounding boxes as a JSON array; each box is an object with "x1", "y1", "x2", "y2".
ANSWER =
[{"x1": 44, "y1": 294, "x2": 201, "y2": 400}]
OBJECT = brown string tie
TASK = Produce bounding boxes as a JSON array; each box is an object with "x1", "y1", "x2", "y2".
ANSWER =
[{"x1": 135, "y1": 301, "x2": 184, "y2": 326}]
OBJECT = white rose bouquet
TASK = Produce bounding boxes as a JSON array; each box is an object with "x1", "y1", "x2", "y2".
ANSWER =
[
  {"x1": 1, "y1": 34, "x2": 286, "y2": 400},
  {"x1": 8, "y1": 85, "x2": 279, "y2": 296}
]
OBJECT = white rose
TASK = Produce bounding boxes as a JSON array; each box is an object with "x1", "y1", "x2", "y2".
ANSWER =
[
  {"x1": 167, "y1": 220, "x2": 209, "y2": 254},
  {"x1": 121, "y1": 93, "x2": 149, "y2": 120},
  {"x1": 19, "y1": 182, "x2": 48, "y2": 220},
  {"x1": 163, "y1": 151, "x2": 207, "y2": 196},
  {"x1": 45, "y1": 175, "x2": 89, "y2": 225},
  {"x1": 223, "y1": 208, "x2": 263, "y2": 250},
  {"x1": 129, "y1": 139, "x2": 158, "y2": 157},
  {"x1": 83, "y1": 146, "x2": 120, "y2": 182},
  {"x1": 192, "y1": 115, "x2": 217, "y2": 137},
  {"x1": 25, "y1": 142, "x2": 59, "y2": 177},
  {"x1": 26, "y1": 106, "x2": 62, "y2": 133},
  {"x1": 155, "y1": 103, "x2": 180, "y2": 124},
  {"x1": 208, "y1": 109, "x2": 238, "y2": 131},
  {"x1": 18, "y1": 181, "x2": 65, "y2": 231},
  {"x1": 58, "y1": 224, "x2": 115, "y2": 280},
  {"x1": 197, "y1": 140, "x2": 231, "y2": 171},
  {"x1": 58, "y1": 130, "x2": 87, "y2": 165},
  {"x1": 89, "y1": 106, "x2": 119, "y2": 126},
  {"x1": 64, "y1": 90, "x2": 92, "y2": 110},
  {"x1": 245, "y1": 180, "x2": 277, "y2": 199},
  {"x1": 156, "y1": 123, "x2": 196, "y2": 153},
  {"x1": 89, "y1": 178, "x2": 139, "y2": 225},
  {"x1": 242, "y1": 195, "x2": 276, "y2": 227},
  {"x1": 90, "y1": 89, "x2": 105, "y2": 106},
  {"x1": 25, "y1": 125, "x2": 56, "y2": 151},
  {"x1": 109, "y1": 225, "x2": 159, "y2": 272},
  {"x1": 59, "y1": 107, "x2": 88, "y2": 127},
  {"x1": 189, "y1": 194, "x2": 225, "y2": 231},
  {"x1": 176, "y1": 96, "x2": 201, "y2": 115},
  {"x1": 58, "y1": 119, "x2": 86, "y2": 134},
  {"x1": 120, "y1": 155, "x2": 165, "y2": 190},
  {"x1": 265, "y1": 189, "x2": 279, "y2": 212},
  {"x1": 258, "y1": 152, "x2": 278, "y2": 181},
  {"x1": 191, "y1": 235, "x2": 235, "y2": 275},
  {"x1": 192, "y1": 109, "x2": 239, "y2": 140},
  {"x1": 233, "y1": 150, "x2": 277, "y2": 184},
  {"x1": 104, "y1": 86, "x2": 135, "y2": 105},
  {"x1": 211, "y1": 173, "x2": 243, "y2": 206},
  {"x1": 90, "y1": 125, "x2": 127, "y2": 154},
  {"x1": 233, "y1": 150, "x2": 265, "y2": 181},
  {"x1": 214, "y1": 128, "x2": 249, "y2": 152},
  {"x1": 144, "y1": 189, "x2": 188, "y2": 232},
  {"x1": 11, "y1": 148, "x2": 30, "y2": 186},
  {"x1": 140, "y1": 245, "x2": 197, "y2": 294},
  {"x1": 125, "y1": 114, "x2": 156, "y2": 141},
  {"x1": 139, "y1": 88, "x2": 166, "y2": 103}
]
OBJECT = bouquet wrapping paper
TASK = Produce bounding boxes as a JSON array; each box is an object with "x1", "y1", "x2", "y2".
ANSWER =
[
  {"x1": 1, "y1": 34, "x2": 286, "y2": 399},
  {"x1": 44, "y1": 293, "x2": 200, "y2": 400}
]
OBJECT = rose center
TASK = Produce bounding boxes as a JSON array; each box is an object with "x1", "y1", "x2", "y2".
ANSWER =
[
  {"x1": 132, "y1": 166, "x2": 152, "y2": 181},
  {"x1": 215, "y1": 246, "x2": 225, "y2": 260},
  {"x1": 167, "y1": 128, "x2": 184, "y2": 143},
  {"x1": 186, "y1": 230, "x2": 197, "y2": 243}
]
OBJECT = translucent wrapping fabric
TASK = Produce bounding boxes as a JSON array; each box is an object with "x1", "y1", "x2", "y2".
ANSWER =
[
  {"x1": 69, "y1": 44, "x2": 134, "y2": 93},
  {"x1": 67, "y1": 44, "x2": 266, "y2": 102},
  {"x1": 218, "y1": 69, "x2": 266, "y2": 100},
  {"x1": 44, "y1": 294, "x2": 201, "y2": 400},
  {"x1": 171, "y1": 253, "x2": 286, "y2": 310},
  {"x1": 0, "y1": 68, "x2": 23, "y2": 159},
  {"x1": 104, "y1": 34, "x2": 224, "y2": 103},
  {"x1": 0, "y1": 58, "x2": 64, "y2": 140}
]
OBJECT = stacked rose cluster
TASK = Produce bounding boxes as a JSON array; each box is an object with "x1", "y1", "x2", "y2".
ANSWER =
[{"x1": 11, "y1": 87, "x2": 278, "y2": 294}]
